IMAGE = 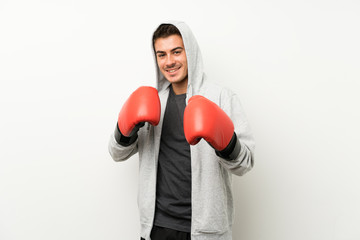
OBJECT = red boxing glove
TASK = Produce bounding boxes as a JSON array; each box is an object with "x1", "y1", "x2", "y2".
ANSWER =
[
  {"x1": 115, "y1": 86, "x2": 160, "y2": 145},
  {"x1": 184, "y1": 95, "x2": 240, "y2": 160}
]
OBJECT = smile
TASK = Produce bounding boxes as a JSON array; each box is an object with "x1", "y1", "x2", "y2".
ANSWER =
[{"x1": 166, "y1": 66, "x2": 181, "y2": 73}]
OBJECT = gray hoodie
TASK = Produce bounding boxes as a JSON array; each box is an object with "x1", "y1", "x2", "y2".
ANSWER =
[{"x1": 108, "y1": 21, "x2": 255, "y2": 240}]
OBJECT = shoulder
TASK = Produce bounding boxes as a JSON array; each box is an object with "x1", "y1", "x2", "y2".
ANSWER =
[{"x1": 200, "y1": 80, "x2": 236, "y2": 107}]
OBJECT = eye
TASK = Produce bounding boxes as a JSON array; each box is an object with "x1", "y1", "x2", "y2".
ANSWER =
[
  {"x1": 157, "y1": 53, "x2": 165, "y2": 58},
  {"x1": 174, "y1": 51, "x2": 181, "y2": 55}
]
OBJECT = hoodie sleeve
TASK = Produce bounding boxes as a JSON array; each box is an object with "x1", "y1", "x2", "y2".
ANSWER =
[
  {"x1": 108, "y1": 133, "x2": 138, "y2": 162},
  {"x1": 217, "y1": 89, "x2": 255, "y2": 176}
]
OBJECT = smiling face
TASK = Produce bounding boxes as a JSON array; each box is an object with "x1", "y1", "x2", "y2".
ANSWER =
[{"x1": 154, "y1": 34, "x2": 188, "y2": 94}]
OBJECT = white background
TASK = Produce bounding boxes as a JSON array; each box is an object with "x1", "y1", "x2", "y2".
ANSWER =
[{"x1": 1, "y1": 0, "x2": 359, "y2": 239}]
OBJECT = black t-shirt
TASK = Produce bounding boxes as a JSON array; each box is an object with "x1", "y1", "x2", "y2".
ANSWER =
[{"x1": 153, "y1": 86, "x2": 192, "y2": 232}]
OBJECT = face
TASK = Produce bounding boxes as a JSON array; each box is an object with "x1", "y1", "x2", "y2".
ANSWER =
[{"x1": 154, "y1": 34, "x2": 188, "y2": 86}]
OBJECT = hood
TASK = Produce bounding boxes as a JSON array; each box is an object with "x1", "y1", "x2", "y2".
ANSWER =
[{"x1": 152, "y1": 21, "x2": 206, "y2": 96}]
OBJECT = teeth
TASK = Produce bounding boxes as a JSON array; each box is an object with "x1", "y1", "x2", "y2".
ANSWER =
[{"x1": 167, "y1": 67, "x2": 180, "y2": 73}]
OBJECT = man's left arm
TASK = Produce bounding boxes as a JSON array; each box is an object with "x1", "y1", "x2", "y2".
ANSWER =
[
  {"x1": 184, "y1": 90, "x2": 255, "y2": 176},
  {"x1": 216, "y1": 91, "x2": 255, "y2": 176}
]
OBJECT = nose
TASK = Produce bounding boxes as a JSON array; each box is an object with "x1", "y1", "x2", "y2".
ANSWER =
[{"x1": 165, "y1": 55, "x2": 176, "y2": 68}]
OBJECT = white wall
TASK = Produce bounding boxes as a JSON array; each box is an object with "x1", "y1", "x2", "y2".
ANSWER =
[{"x1": 1, "y1": 0, "x2": 359, "y2": 239}]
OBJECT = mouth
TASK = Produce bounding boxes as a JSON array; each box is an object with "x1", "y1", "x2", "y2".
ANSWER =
[{"x1": 165, "y1": 66, "x2": 181, "y2": 74}]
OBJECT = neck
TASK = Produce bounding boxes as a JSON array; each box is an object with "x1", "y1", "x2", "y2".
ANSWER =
[{"x1": 171, "y1": 79, "x2": 188, "y2": 95}]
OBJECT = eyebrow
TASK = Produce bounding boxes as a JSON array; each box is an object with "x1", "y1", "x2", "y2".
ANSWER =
[{"x1": 156, "y1": 47, "x2": 184, "y2": 54}]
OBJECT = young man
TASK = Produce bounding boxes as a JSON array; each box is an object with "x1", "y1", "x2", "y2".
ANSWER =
[{"x1": 108, "y1": 21, "x2": 255, "y2": 240}]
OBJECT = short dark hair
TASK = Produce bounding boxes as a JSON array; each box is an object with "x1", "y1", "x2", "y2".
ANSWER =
[{"x1": 152, "y1": 24, "x2": 182, "y2": 47}]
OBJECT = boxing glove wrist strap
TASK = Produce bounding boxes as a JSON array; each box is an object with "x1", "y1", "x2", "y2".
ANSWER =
[
  {"x1": 215, "y1": 132, "x2": 241, "y2": 161},
  {"x1": 114, "y1": 123, "x2": 138, "y2": 147}
]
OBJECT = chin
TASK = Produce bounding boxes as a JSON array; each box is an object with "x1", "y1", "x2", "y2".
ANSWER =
[{"x1": 168, "y1": 77, "x2": 186, "y2": 84}]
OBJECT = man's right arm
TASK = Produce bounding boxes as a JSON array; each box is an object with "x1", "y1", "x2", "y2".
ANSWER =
[
  {"x1": 108, "y1": 131, "x2": 139, "y2": 162},
  {"x1": 108, "y1": 86, "x2": 161, "y2": 162}
]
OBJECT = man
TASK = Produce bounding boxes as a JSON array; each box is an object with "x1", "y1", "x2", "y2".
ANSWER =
[{"x1": 108, "y1": 21, "x2": 255, "y2": 240}]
